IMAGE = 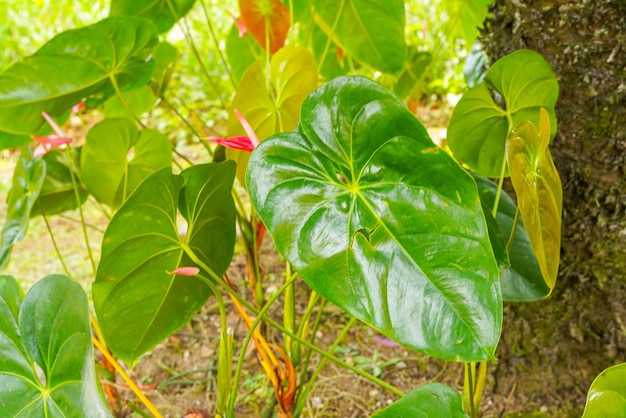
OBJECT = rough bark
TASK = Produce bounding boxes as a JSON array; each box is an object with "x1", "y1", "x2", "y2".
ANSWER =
[{"x1": 480, "y1": 0, "x2": 626, "y2": 413}]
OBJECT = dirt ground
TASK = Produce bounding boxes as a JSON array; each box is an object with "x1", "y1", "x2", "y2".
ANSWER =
[{"x1": 0, "y1": 104, "x2": 618, "y2": 417}]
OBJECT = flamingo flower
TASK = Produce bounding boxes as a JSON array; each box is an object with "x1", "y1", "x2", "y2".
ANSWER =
[
  {"x1": 33, "y1": 111, "x2": 73, "y2": 157},
  {"x1": 209, "y1": 109, "x2": 260, "y2": 151}
]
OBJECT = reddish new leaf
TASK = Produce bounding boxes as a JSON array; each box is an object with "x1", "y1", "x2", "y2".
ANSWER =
[{"x1": 239, "y1": 0, "x2": 290, "y2": 54}]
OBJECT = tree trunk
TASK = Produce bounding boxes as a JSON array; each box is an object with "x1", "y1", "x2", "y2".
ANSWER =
[{"x1": 480, "y1": 0, "x2": 626, "y2": 413}]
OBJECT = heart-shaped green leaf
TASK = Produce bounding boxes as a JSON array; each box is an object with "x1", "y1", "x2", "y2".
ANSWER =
[
  {"x1": 31, "y1": 148, "x2": 89, "y2": 217},
  {"x1": 103, "y1": 85, "x2": 158, "y2": 119},
  {"x1": 473, "y1": 173, "x2": 549, "y2": 301},
  {"x1": 312, "y1": 0, "x2": 406, "y2": 74},
  {"x1": 93, "y1": 162, "x2": 236, "y2": 365},
  {"x1": 81, "y1": 118, "x2": 172, "y2": 208},
  {"x1": 247, "y1": 76, "x2": 501, "y2": 361},
  {"x1": 448, "y1": 49, "x2": 559, "y2": 177},
  {"x1": 226, "y1": 46, "x2": 318, "y2": 182},
  {"x1": 110, "y1": 0, "x2": 196, "y2": 33},
  {"x1": 506, "y1": 108, "x2": 562, "y2": 292},
  {"x1": 0, "y1": 16, "x2": 157, "y2": 138},
  {"x1": 0, "y1": 148, "x2": 45, "y2": 270},
  {"x1": 372, "y1": 383, "x2": 467, "y2": 417},
  {"x1": 0, "y1": 275, "x2": 112, "y2": 417},
  {"x1": 583, "y1": 363, "x2": 626, "y2": 417}
]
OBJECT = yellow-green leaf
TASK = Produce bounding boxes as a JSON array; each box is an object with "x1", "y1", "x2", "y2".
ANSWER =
[
  {"x1": 226, "y1": 46, "x2": 317, "y2": 182},
  {"x1": 506, "y1": 108, "x2": 562, "y2": 291}
]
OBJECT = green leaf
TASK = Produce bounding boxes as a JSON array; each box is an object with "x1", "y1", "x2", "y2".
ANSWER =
[
  {"x1": 31, "y1": 148, "x2": 89, "y2": 217},
  {"x1": 93, "y1": 162, "x2": 236, "y2": 365},
  {"x1": 393, "y1": 49, "x2": 432, "y2": 100},
  {"x1": 246, "y1": 76, "x2": 502, "y2": 361},
  {"x1": 110, "y1": 0, "x2": 196, "y2": 33},
  {"x1": 473, "y1": 173, "x2": 549, "y2": 301},
  {"x1": 81, "y1": 118, "x2": 172, "y2": 208},
  {"x1": 0, "y1": 131, "x2": 31, "y2": 150},
  {"x1": 312, "y1": 0, "x2": 406, "y2": 73},
  {"x1": 226, "y1": 46, "x2": 318, "y2": 182},
  {"x1": 448, "y1": 50, "x2": 559, "y2": 178},
  {"x1": 311, "y1": 23, "x2": 349, "y2": 81},
  {"x1": 152, "y1": 41, "x2": 178, "y2": 97},
  {"x1": 103, "y1": 85, "x2": 158, "y2": 119},
  {"x1": 506, "y1": 108, "x2": 562, "y2": 292},
  {"x1": 0, "y1": 16, "x2": 157, "y2": 137},
  {"x1": 583, "y1": 363, "x2": 626, "y2": 417},
  {"x1": 0, "y1": 148, "x2": 45, "y2": 270},
  {"x1": 372, "y1": 383, "x2": 467, "y2": 417},
  {"x1": 0, "y1": 275, "x2": 112, "y2": 417},
  {"x1": 225, "y1": 24, "x2": 262, "y2": 84},
  {"x1": 443, "y1": 0, "x2": 492, "y2": 49}
]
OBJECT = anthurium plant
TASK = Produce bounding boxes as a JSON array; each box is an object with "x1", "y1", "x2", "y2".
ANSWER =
[{"x1": 0, "y1": 1, "x2": 617, "y2": 417}]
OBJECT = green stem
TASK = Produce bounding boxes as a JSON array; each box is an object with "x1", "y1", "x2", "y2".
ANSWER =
[
  {"x1": 199, "y1": 0, "x2": 237, "y2": 90},
  {"x1": 294, "y1": 316, "x2": 357, "y2": 416},
  {"x1": 41, "y1": 212, "x2": 73, "y2": 279},
  {"x1": 182, "y1": 248, "x2": 405, "y2": 400},
  {"x1": 110, "y1": 76, "x2": 146, "y2": 129},
  {"x1": 64, "y1": 146, "x2": 96, "y2": 276},
  {"x1": 225, "y1": 273, "x2": 298, "y2": 415},
  {"x1": 506, "y1": 207, "x2": 521, "y2": 253},
  {"x1": 492, "y1": 116, "x2": 514, "y2": 217},
  {"x1": 161, "y1": 96, "x2": 213, "y2": 156},
  {"x1": 297, "y1": 293, "x2": 323, "y2": 393},
  {"x1": 284, "y1": 262, "x2": 297, "y2": 358}
]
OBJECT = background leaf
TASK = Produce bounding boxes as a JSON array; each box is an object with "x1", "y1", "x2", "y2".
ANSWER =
[
  {"x1": 31, "y1": 148, "x2": 89, "y2": 217},
  {"x1": 393, "y1": 48, "x2": 432, "y2": 100},
  {"x1": 0, "y1": 148, "x2": 45, "y2": 270},
  {"x1": 239, "y1": 0, "x2": 290, "y2": 54},
  {"x1": 447, "y1": 50, "x2": 559, "y2": 177},
  {"x1": 0, "y1": 16, "x2": 157, "y2": 137},
  {"x1": 0, "y1": 275, "x2": 111, "y2": 417},
  {"x1": 81, "y1": 118, "x2": 172, "y2": 208},
  {"x1": 247, "y1": 76, "x2": 502, "y2": 361},
  {"x1": 582, "y1": 363, "x2": 626, "y2": 418},
  {"x1": 226, "y1": 24, "x2": 262, "y2": 84},
  {"x1": 473, "y1": 173, "x2": 549, "y2": 301},
  {"x1": 103, "y1": 85, "x2": 158, "y2": 119},
  {"x1": 226, "y1": 46, "x2": 318, "y2": 182},
  {"x1": 110, "y1": 0, "x2": 196, "y2": 33},
  {"x1": 506, "y1": 108, "x2": 562, "y2": 292},
  {"x1": 312, "y1": 0, "x2": 406, "y2": 73},
  {"x1": 93, "y1": 162, "x2": 236, "y2": 365},
  {"x1": 372, "y1": 383, "x2": 467, "y2": 417}
]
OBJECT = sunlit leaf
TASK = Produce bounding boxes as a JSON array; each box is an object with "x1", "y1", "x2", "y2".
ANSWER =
[
  {"x1": 583, "y1": 363, "x2": 626, "y2": 418},
  {"x1": 311, "y1": 23, "x2": 349, "y2": 81},
  {"x1": 0, "y1": 17, "x2": 157, "y2": 137},
  {"x1": 103, "y1": 85, "x2": 158, "y2": 119},
  {"x1": 110, "y1": 0, "x2": 196, "y2": 33},
  {"x1": 372, "y1": 383, "x2": 467, "y2": 417},
  {"x1": 31, "y1": 148, "x2": 89, "y2": 217},
  {"x1": 0, "y1": 148, "x2": 45, "y2": 270},
  {"x1": 247, "y1": 76, "x2": 501, "y2": 361},
  {"x1": 0, "y1": 275, "x2": 112, "y2": 417},
  {"x1": 93, "y1": 162, "x2": 236, "y2": 365},
  {"x1": 239, "y1": 0, "x2": 290, "y2": 54},
  {"x1": 444, "y1": 0, "x2": 492, "y2": 49},
  {"x1": 473, "y1": 173, "x2": 549, "y2": 301},
  {"x1": 506, "y1": 108, "x2": 562, "y2": 291},
  {"x1": 81, "y1": 118, "x2": 172, "y2": 208},
  {"x1": 152, "y1": 41, "x2": 178, "y2": 97},
  {"x1": 448, "y1": 50, "x2": 559, "y2": 177},
  {"x1": 312, "y1": 0, "x2": 406, "y2": 73},
  {"x1": 394, "y1": 48, "x2": 432, "y2": 100},
  {"x1": 226, "y1": 46, "x2": 317, "y2": 182}
]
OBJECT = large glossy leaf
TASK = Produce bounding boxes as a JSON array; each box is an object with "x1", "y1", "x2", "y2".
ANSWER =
[
  {"x1": 506, "y1": 108, "x2": 562, "y2": 292},
  {"x1": 0, "y1": 148, "x2": 45, "y2": 270},
  {"x1": 81, "y1": 118, "x2": 172, "y2": 208},
  {"x1": 372, "y1": 383, "x2": 467, "y2": 417},
  {"x1": 93, "y1": 162, "x2": 236, "y2": 365},
  {"x1": 473, "y1": 174, "x2": 549, "y2": 301},
  {"x1": 239, "y1": 0, "x2": 290, "y2": 54},
  {"x1": 110, "y1": 0, "x2": 196, "y2": 33},
  {"x1": 0, "y1": 275, "x2": 112, "y2": 417},
  {"x1": 583, "y1": 363, "x2": 626, "y2": 417},
  {"x1": 226, "y1": 46, "x2": 317, "y2": 182},
  {"x1": 0, "y1": 16, "x2": 157, "y2": 137},
  {"x1": 312, "y1": 0, "x2": 406, "y2": 74},
  {"x1": 448, "y1": 50, "x2": 559, "y2": 177},
  {"x1": 247, "y1": 76, "x2": 502, "y2": 361},
  {"x1": 31, "y1": 148, "x2": 89, "y2": 217}
]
